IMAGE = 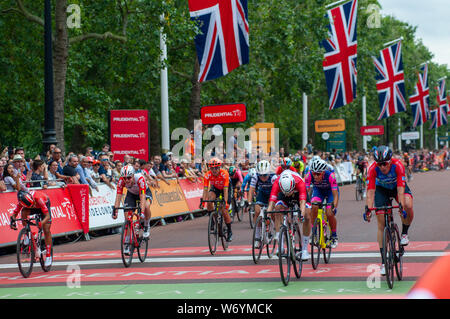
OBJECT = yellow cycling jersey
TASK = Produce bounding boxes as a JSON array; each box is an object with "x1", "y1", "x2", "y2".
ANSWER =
[{"x1": 292, "y1": 161, "x2": 305, "y2": 174}]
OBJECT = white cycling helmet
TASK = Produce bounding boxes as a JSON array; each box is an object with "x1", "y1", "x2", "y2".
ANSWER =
[
  {"x1": 310, "y1": 159, "x2": 328, "y2": 173},
  {"x1": 279, "y1": 172, "x2": 295, "y2": 194},
  {"x1": 248, "y1": 168, "x2": 257, "y2": 177},
  {"x1": 121, "y1": 165, "x2": 135, "y2": 177},
  {"x1": 256, "y1": 160, "x2": 271, "y2": 175}
]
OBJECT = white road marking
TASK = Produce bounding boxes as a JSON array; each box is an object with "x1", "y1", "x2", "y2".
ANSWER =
[{"x1": 0, "y1": 251, "x2": 447, "y2": 270}]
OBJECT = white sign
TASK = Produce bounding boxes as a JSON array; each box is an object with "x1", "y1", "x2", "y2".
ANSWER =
[
  {"x1": 401, "y1": 131, "x2": 420, "y2": 140},
  {"x1": 322, "y1": 132, "x2": 330, "y2": 140},
  {"x1": 89, "y1": 184, "x2": 124, "y2": 230}
]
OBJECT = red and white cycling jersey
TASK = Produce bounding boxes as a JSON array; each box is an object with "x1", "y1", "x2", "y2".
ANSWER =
[
  {"x1": 269, "y1": 170, "x2": 307, "y2": 203},
  {"x1": 116, "y1": 173, "x2": 148, "y2": 196}
]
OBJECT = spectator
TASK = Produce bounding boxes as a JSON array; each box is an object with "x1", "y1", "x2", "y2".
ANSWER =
[
  {"x1": 153, "y1": 156, "x2": 170, "y2": 185},
  {"x1": 47, "y1": 160, "x2": 65, "y2": 187},
  {"x1": 97, "y1": 153, "x2": 115, "y2": 190},
  {"x1": 141, "y1": 161, "x2": 159, "y2": 188},
  {"x1": 123, "y1": 154, "x2": 133, "y2": 165},
  {"x1": 91, "y1": 160, "x2": 101, "y2": 183},
  {"x1": 3, "y1": 163, "x2": 28, "y2": 191},
  {"x1": 0, "y1": 160, "x2": 6, "y2": 192},
  {"x1": 162, "y1": 161, "x2": 178, "y2": 179},
  {"x1": 30, "y1": 159, "x2": 48, "y2": 189},
  {"x1": 62, "y1": 154, "x2": 80, "y2": 184},
  {"x1": 78, "y1": 156, "x2": 99, "y2": 193},
  {"x1": 12, "y1": 155, "x2": 27, "y2": 182},
  {"x1": 47, "y1": 147, "x2": 64, "y2": 174},
  {"x1": 112, "y1": 160, "x2": 123, "y2": 184}
]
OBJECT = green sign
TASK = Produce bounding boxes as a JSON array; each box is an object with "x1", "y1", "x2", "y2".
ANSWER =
[
  {"x1": 438, "y1": 136, "x2": 448, "y2": 142},
  {"x1": 326, "y1": 130, "x2": 346, "y2": 152}
]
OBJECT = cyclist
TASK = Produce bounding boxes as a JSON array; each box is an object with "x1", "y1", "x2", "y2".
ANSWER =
[
  {"x1": 275, "y1": 157, "x2": 296, "y2": 175},
  {"x1": 10, "y1": 190, "x2": 53, "y2": 267},
  {"x1": 229, "y1": 165, "x2": 244, "y2": 199},
  {"x1": 113, "y1": 165, "x2": 152, "y2": 248},
  {"x1": 364, "y1": 145, "x2": 414, "y2": 276},
  {"x1": 268, "y1": 170, "x2": 307, "y2": 250},
  {"x1": 292, "y1": 156, "x2": 305, "y2": 176},
  {"x1": 241, "y1": 168, "x2": 256, "y2": 195},
  {"x1": 355, "y1": 155, "x2": 368, "y2": 197},
  {"x1": 305, "y1": 159, "x2": 340, "y2": 249},
  {"x1": 202, "y1": 158, "x2": 233, "y2": 242},
  {"x1": 248, "y1": 160, "x2": 277, "y2": 248},
  {"x1": 403, "y1": 152, "x2": 412, "y2": 180}
]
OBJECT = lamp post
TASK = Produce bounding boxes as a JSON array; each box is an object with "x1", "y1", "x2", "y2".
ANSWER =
[{"x1": 42, "y1": 0, "x2": 57, "y2": 154}]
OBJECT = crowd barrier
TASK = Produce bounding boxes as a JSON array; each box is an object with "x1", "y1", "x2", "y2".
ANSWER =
[{"x1": 0, "y1": 178, "x2": 205, "y2": 248}]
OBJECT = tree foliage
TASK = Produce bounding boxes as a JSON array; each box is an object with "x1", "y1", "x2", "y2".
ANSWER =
[{"x1": 0, "y1": 0, "x2": 448, "y2": 157}]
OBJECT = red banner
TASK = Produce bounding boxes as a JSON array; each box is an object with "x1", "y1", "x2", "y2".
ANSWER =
[
  {"x1": 0, "y1": 188, "x2": 83, "y2": 247},
  {"x1": 178, "y1": 178, "x2": 204, "y2": 212},
  {"x1": 201, "y1": 103, "x2": 247, "y2": 125},
  {"x1": 110, "y1": 110, "x2": 149, "y2": 161},
  {"x1": 360, "y1": 125, "x2": 384, "y2": 135},
  {"x1": 66, "y1": 184, "x2": 90, "y2": 234}
]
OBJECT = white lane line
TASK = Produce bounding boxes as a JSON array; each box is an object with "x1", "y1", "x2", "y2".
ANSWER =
[{"x1": 0, "y1": 251, "x2": 447, "y2": 270}]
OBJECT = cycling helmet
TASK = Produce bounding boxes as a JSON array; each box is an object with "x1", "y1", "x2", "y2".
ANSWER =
[
  {"x1": 229, "y1": 166, "x2": 237, "y2": 176},
  {"x1": 18, "y1": 191, "x2": 34, "y2": 208},
  {"x1": 121, "y1": 165, "x2": 135, "y2": 177},
  {"x1": 279, "y1": 172, "x2": 295, "y2": 194},
  {"x1": 248, "y1": 168, "x2": 257, "y2": 177},
  {"x1": 256, "y1": 160, "x2": 271, "y2": 175},
  {"x1": 281, "y1": 157, "x2": 292, "y2": 168},
  {"x1": 310, "y1": 159, "x2": 328, "y2": 173},
  {"x1": 311, "y1": 155, "x2": 321, "y2": 162},
  {"x1": 374, "y1": 146, "x2": 393, "y2": 163},
  {"x1": 208, "y1": 157, "x2": 222, "y2": 168}
]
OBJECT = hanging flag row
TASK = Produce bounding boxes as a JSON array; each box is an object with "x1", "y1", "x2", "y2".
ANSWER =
[{"x1": 186, "y1": 0, "x2": 447, "y2": 129}]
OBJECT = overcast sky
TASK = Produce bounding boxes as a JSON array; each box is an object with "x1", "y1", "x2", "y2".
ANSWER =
[{"x1": 378, "y1": 0, "x2": 450, "y2": 67}]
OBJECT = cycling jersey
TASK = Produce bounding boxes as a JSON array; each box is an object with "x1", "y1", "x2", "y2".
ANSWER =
[
  {"x1": 305, "y1": 170, "x2": 338, "y2": 192},
  {"x1": 13, "y1": 191, "x2": 51, "y2": 221},
  {"x1": 204, "y1": 169, "x2": 230, "y2": 190},
  {"x1": 292, "y1": 161, "x2": 305, "y2": 174},
  {"x1": 241, "y1": 173, "x2": 252, "y2": 192},
  {"x1": 117, "y1": 173, "x2": 148, "y2": 196},
  {"x1": 367, "y1": 158, "x2": 406, "y2": 191},
  {"x1": 230, "y1": 169, "x2": 243, "y2": 188},
  {"x1": 269, "y1": 171, "x2": 307, "y2": 204},
  {"x1": 251, "y1": 173, "x2": 277, "y2": 205},
  {"x1": 356, "y1": 160, "x2": 368, "y2": 172},
  {"x1": 275, "y1": 166, "x2": 296, "y2": 175}
]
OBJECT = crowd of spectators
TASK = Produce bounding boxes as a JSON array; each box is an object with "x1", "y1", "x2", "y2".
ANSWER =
[{"x1": 1, "y1": 141, "x2": 448, "y2": 194}]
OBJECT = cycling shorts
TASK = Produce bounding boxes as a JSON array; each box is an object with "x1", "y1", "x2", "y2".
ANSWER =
[
  {"x1": 374, "y1": 184, "x2": 412, "y2": 208},
  {"x1": 311, "y1": 187, "x2": 337, "y2": 207},
  {"x1": 255, "y1": 191, "x2": 270, "y2": 206},
  {"x1": 209, "y1": 185, "x2": 232, "y2": 204},
  {"x1": 124, "y1": 188, "x2": 153, "y2": 209},
  {"x1": 29, "y1": 199, "x2": 52, "y2": 224}
]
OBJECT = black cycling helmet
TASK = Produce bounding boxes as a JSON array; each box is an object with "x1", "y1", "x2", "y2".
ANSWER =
[
  {"x1": 18, "y1": 190, "x2": 34, "y2": 208},
  {"x1": 373, "y1": 145, "x2": 393, "y2": 163}
]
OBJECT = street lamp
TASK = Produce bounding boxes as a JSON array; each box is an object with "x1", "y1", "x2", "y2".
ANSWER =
[{"x1": 42, "y1": 0, "x2": 57, "y2": 154}]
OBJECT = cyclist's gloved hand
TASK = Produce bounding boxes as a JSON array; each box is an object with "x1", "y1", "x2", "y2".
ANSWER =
[
  {"x1": 401, "y1": 210, "x2": 407, "y2": 219},
  {"x1": 10, "y1": 216, "x2": 17, "y2": 230},
  {"x1": 111, "y1": 206, "x2": 118, "y2": 220},
  {"x1": 363, "y1": 206, "x2": 371, "y2": 222}
]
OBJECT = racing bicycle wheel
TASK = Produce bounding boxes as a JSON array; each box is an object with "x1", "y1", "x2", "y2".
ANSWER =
[
  {"x1": 383, "y1": 227, "x2": 394, "y2": 289},
  {"x1": 17, "y1": 228, "x2": 34, "y2": 278},
  {"x1": 121, "y1": 221, "x2": 134, "y2": 267},
  {"x1": 266, "y1": 218, "x2": 276, "y2": 259},
  {"x1": 39, "y1": 235, "x2": 53, "y2": 272},
  {"x1": 292, "y1": 222, "x2": 303, "y2": 279},
  {"x1": 137, "y1": 222, "x2": 149, "y2": 263},
  {"x1": 278, "y1": 226, "x2": 291, "y2": 286},
  {"x1": 252, "y1": 216, "x2": 264, "y2": 264},
  {"x1": 310, "y1": 219, "x2": 321, "y2": 270},
  {"x1": 208, "y1": 212, "x2": 218, "y2": 255},
  {"x1": 392, "y1": 224, "x2": 403, "y2": 281}
]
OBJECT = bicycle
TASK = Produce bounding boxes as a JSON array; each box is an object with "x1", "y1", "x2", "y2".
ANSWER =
[
  {"x1": 248, "y1": 200, "x2": 256, "y2": 229},
  {"x1": 234, "y1": 190, "x2": 247, "y2": 222},
  {"x1": 366, "y1": 201, "x2": 405, "y2": 289},
  {"x1": 15, "y1": 214, "x2": 53, "y2": 278},
  {"x1": 114, "y1": 206, "x2": 149, "y2": 267},
  {"x1": 355, "y1": 173, "x2": 365, "y2": 201},
  {"x1": 269, "y1": 208, "x2": 303, "y2": 286},
  {"x1": 251, "y1": 205, "x2": 277, "y2": 264},
  {"x1": 200, "y1": 196, "x2": 230, "y2": 255},
  {"x1": 310, "y1": 201, "x2": 333, "y2": 270}
]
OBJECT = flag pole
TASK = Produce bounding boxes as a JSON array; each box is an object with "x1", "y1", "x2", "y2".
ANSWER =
[
  {"x1": 160, "y1": 12, "x2": 170, "y2": 153},
  {"x1": 383, "y1": 37, "x2": 404, "y2": 47},
  {"x1": 362, "y1": 96, "x2": 367, "y2": 151},
  {"x1": 302, "y1": 93, "x2": 308, "y2": 149},
  {"x1": 326, "y1": 0, "x2": 348, "y2": 9}
]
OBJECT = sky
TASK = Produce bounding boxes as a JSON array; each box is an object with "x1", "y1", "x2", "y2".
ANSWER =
[{"x1": 378, "y1": 0, "x2": 450, "y2": 67}]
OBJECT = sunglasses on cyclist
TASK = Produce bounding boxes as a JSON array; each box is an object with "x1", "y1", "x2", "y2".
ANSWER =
[
  {"x1": 259, "y1": 174, "x2": 269, "y2": 177},
  {"x1": 125, "y1": 176, "x2": 133, "y2": 180},
  {"x1": 312, "y1": 172, "x2": 323, "y2": 176},
  {"x1": 377, "y1": 161, "x2": 390, "y2": 167}
]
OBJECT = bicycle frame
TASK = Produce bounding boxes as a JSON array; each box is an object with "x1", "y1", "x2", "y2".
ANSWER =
[{"x1": 311, "y1": 202, "x2": 331, "y2": 250}]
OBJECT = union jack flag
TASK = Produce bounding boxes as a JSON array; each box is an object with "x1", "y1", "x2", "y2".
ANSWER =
[
  {"x1": 435, "y1": 78, "x2": 449, "y2": 115},
  {"x1": 409, "y1": 63, "x2": 430, "y2": 127},
  {"x1": 321, "y1": 0, "x2": 358, "y2": 110},
  {"x1": 429, "y1": 106, "x2": 448, "y2": 129},
  {"x1": 188, "y1": 0, "x2": 249, "y2": 82},
  {"x1": 372, "y1": 41, "x2": 407, "y2": 120}
]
